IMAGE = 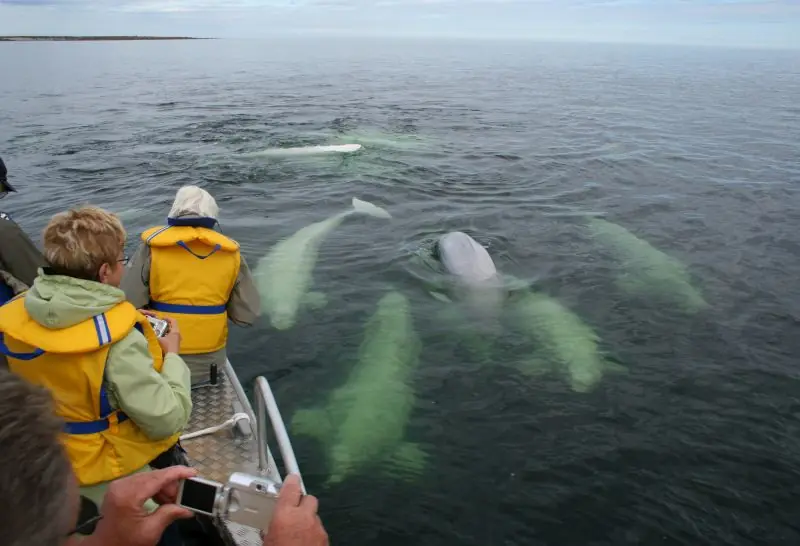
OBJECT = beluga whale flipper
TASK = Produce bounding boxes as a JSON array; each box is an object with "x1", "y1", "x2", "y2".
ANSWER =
[
  {"x1": 587, "y1": 217, "x2": 708, "y2": 314},
  {"x1": 291, "y1": 291, "x2": 425, "y2": 486},
  {"x1": 255, "y1": 197, "x2": 392, "y2": 330}
]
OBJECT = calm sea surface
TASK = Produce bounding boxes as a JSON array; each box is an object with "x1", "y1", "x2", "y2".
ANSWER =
[{"x1": 2, "y1": 38, "x2": 800, "y2": 545}]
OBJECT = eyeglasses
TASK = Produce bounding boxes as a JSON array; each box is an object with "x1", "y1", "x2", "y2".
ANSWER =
[
  {"x1": 67, "y1": 514, "x2": 103, "y2": 537},
  {"x1": 118, "y1": 255, "x2": 129, "y2": 266}
]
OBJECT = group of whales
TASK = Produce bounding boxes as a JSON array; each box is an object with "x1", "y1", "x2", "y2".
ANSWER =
[{"x1": 253, "y1": 198, "x2": 707, "y2": 486}]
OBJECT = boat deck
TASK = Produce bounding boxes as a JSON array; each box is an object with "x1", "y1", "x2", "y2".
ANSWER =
[{"x1": 181, "y1": 363, "x2": 279, "y2": 546}]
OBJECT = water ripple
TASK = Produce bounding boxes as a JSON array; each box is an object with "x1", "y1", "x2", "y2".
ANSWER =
[{"x1": 2, "y1": 38, "x2": 800, "y2": 546}]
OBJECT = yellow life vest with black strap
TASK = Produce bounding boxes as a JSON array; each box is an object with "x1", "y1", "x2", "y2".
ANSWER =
[
  {"x1": 0, "y1": 294, "x2": 180, "y2": 487},
  {"x1": 142, "y1": 221, "x2": 241, "y2": 354}
]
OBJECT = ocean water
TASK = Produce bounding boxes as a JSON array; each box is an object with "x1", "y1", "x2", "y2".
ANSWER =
[{"x1": 2, "y1": 37, "x2": 800, "y2": 545}]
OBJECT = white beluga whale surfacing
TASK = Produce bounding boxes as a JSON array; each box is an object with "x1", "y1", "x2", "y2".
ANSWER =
[
  {"x1": 291, "y1": 291, "x2": 425, "y2": 486},
  {"x1": 431, "y1": 232, "x2": 507, "y2": 326},
  {"x1": 255, "y1": 197, "x2": 392, "y2": 331},
  {"x1": 242, "y1": 144, "x2": 362, "y2": 158}
]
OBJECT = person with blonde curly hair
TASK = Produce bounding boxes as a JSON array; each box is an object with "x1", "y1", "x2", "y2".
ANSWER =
[{"x1": 0, "y1": 205, "x2": 192, "y2": 524}]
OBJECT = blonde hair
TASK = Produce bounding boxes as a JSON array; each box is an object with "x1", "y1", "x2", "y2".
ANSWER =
[
  {"x1": 43, "y1": 206, "x2": 126, "y2": 280},
  {"x1": 168, "y1": 185, "x2": 219, "y2": 220}
]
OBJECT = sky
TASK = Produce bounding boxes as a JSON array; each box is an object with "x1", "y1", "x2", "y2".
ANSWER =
[{"x1": 0, "y1": 0, "x2": 798, "y2": 49}]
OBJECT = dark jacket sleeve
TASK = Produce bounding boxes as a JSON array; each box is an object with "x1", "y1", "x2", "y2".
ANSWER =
[{"x1": 0, "y1": 216, "x2": 45, "y2": 286}]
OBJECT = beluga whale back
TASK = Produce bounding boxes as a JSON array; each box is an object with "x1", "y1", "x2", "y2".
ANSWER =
[
  {"x1": 255, "y1": 197, "x2": 392, "y2": 330},
  {"x1": 243, "y1": 144, "x2": 362, "y2": 158}
]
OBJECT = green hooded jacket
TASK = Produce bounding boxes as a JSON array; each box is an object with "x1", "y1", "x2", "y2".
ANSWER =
[{"x1": 24, "y1": 270, "x2": 192, "y2": 508}]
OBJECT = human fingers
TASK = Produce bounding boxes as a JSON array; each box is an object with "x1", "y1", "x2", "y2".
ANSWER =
[
  {"x1": 131, "y1": 466, "x2": 197, "y2": 504},
  {"x1": 277, "y1": 474, "x2": 303, "y2": 508},
  {"x1": 163, "y1": 316, "x2": 179, "y2": 331},
  {"x1": 143, "y1": 504, "x2": 195, "y2": 538},
  {"x1": 299, "y1": 493, "x2": 319, "y2": 515},
  {"x1": 153, "y1": 467, "x2": 198, "y2": 506}
]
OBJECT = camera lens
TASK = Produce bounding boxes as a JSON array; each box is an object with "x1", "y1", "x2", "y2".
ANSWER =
[{"x1": 255, "y1": 484, "x2": 265, "y2": 492}]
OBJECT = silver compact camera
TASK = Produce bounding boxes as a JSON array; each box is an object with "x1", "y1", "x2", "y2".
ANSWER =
[
  {"x1": 177, "y1": 473, "x2": 281, "y2": 530},
  {"x1": 146, "y1": 316, "x2": 170, "y2": 338}
]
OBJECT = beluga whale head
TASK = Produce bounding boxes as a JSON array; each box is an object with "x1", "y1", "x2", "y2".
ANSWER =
[{"x1": 432, "y1": 231, "x2": 506, "y2": 332}]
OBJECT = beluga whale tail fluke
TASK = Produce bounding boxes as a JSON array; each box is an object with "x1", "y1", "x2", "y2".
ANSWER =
[
  {"x1": 255, "y1": 197, "x2": 393, "y2": 331},
  {"x1": 290, "y1": 291, "x2": 425, "y2": 486},
  {"x1": 351, "y1": 197, "x2": 392, "y2": 219}
]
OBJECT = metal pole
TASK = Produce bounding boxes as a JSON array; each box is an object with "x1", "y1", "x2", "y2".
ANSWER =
[
  {"x1": 254, "y1": 379, "x2": 270, "y2": 475},
  {"x1": 224, "y1": 359, "x2": 257, "y2": 426},
  {"x1": 255, "y1": 377, "x2": 306, "y2": 495}
]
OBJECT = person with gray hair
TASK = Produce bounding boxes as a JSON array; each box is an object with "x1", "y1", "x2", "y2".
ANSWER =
[
  {"x1": 122, "y1": 185, "x2": 261, "y2": 386},
  {"x1": 0, "y1": 369, "x2": 329, "y2": 546}
]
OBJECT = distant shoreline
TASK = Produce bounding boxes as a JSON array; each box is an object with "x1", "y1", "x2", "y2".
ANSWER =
[{"x1": 0, "y1": 36, "x2": 213, "y2": 42}]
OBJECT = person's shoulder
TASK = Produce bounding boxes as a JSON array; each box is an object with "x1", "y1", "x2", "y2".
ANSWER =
[{"x1": 0, "y1": 211, "x2": 23, "y2": 233}]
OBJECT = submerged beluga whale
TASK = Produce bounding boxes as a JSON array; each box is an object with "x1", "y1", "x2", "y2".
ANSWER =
[
  {"x1": 291, "y1": 291, "x2": 425, "y2": 486},
  {"x1": 587, "y1": 218, "x2": 708, "y2": 314},
  {"x1": 255, "y1": 197, "x2": 392, "y2": 331}
]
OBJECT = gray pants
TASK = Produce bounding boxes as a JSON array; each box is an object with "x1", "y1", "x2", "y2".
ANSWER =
[{"x1": 181, "y1": 348, "x2": 226, "y2": 387}]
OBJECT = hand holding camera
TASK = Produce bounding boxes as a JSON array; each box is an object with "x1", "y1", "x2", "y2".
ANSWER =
[
  {"x1": 84, "y1": 466, "x2": 197, "y2": 546},
  {"x1": 156, "y1": 317, "x2": 181, "y2": 355},
  {"x1": 140, "y1": 311, "x2": 182, "y2": 355},
  {"x1": 177, "y1": 473, "x2": 328, "y2": 546},
  {"x1": 263, "y1": 474, "x2": 328, "y2": 546}
]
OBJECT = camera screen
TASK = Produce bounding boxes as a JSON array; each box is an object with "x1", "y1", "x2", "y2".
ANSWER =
[{"x1": 180, "y1": 478, "x2": 219, "y2": 515}]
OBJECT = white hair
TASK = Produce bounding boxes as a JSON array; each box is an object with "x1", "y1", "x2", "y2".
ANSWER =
[{"x1": 168, "y1": 185, "x2": 219, "y2": 219}]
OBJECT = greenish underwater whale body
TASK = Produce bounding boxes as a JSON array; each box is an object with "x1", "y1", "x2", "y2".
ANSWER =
[
  {"x1": 510, "y1": 290, "x2": 620, "y2": 393},
  {"x1": 291, "y1": 291, "x2": 425, "y2": 486},
  {"x1": 255, "y1": 197, "x2": 392, "y2": 331},
  {"x1": 587, "y1": 217, "x2": 708, "y2": 313}
]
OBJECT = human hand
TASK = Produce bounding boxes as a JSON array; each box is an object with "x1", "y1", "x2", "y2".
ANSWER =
[
  {"x1": 157, "y1": 317, "x2": 181, "y2": 355},
  {"x1": 84, "y1": 466, "x2": 197, "y2": 546},
  {"x1": 262, "y1": 474, "x2": 328, "y2": 546}
]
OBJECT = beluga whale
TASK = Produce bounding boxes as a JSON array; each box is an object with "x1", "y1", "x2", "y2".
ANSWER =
[
  {"x1": 243, "y1": 144, "x2": 362, "y2": 158},
  {"x1": 255, "y1": 197, "x2": 392, "y2": 331},
  {"x1": 412, "y1": 230, "x2": 621, "y2": 392},
  {"x1": 429, "y1": 231, "x2": 508, "y2": 330},
  {"x1": 509, "y1": 290, "x2": 622, "y2": 393},
  {"x1": 291, "y1": 291, "x2": 425, "y2": 486},
  {"x1": 586, "y1": 217, "x2": 708, "y2": 314}
]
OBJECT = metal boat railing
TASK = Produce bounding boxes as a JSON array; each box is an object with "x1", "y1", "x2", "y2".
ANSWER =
[{"x1": 253, "y1": 375, "x2": 306, "y2": 495}]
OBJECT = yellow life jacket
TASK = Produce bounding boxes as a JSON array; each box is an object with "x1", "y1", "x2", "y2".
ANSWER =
[
  {"x1": 0, "y1": 295, "x2": 180, "y2": 487},
  {"x1": 142, "y1": 222, "x2": 241, "y2": 354}
]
